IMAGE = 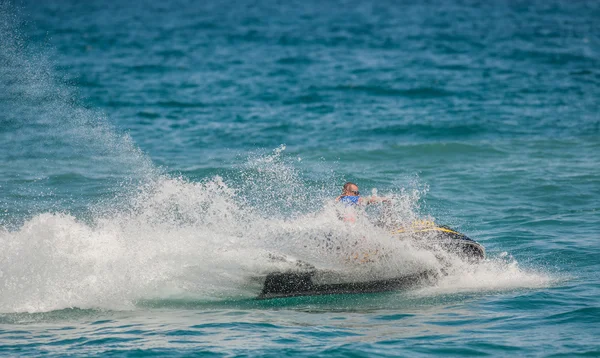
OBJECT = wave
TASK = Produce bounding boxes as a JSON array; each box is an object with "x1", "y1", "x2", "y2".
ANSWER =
[
  {"x1": 327, "y1": 84, "x2": 456, "y2": 98},
  {"x1": 0, "y1": 148, "x2": 554, "y2": 313}
]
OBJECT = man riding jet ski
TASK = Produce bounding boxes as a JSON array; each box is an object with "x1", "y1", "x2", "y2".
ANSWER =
[{"x1": 256, "y1": 183, "x2": 485, "y2": 299}]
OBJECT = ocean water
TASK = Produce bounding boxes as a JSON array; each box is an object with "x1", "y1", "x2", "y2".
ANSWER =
[{"x1": 1, "y1": 0, "x2": 599, "y2": 356}]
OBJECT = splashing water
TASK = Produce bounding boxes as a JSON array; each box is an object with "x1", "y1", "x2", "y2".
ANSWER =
[
  {"x1": 0, "y1": 153, "x2": 554, "y2": 313},
  {"x1": 0, "y1": 2, "x2": 158, "y2": 223}
]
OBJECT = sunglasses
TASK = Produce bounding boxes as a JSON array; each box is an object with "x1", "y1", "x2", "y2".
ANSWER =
[{"x1": 349, "y1": 190, "x2": 360, "y2": 195}]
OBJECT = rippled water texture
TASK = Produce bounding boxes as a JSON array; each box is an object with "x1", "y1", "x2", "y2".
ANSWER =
[{"x1": 1, "y1": 0, "x2": 599, "y2": 356}]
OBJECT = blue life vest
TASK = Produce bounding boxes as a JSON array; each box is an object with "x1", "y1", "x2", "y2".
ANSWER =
[{"x1": 339, "y1": 195, "x2": 360, "y2": 206}]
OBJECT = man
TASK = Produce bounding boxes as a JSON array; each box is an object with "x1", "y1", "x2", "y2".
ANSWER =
[
  {"x1": 336, "y1": 182, "x2": 389, "y2": 206},
  {"x1": 335, "y1": 182, "x2": 390, "y2": 223}
]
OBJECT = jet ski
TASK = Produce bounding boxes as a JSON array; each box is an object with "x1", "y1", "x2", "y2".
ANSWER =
[{"x1": 257, "y1": 221, "x2": 485, "y2": 299}]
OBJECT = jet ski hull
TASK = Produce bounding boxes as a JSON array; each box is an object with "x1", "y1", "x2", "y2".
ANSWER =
[
  {"x1": 258, "y1": 270, "x2": 437, "y2": 299},
  {"x1": 257, "y1": 222, "x2": 485, "y2": 299}
]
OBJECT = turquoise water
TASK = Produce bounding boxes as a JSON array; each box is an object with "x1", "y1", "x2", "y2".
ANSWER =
[{"x1": 1, "y1": 0, "x2": 599, "y2": 355}]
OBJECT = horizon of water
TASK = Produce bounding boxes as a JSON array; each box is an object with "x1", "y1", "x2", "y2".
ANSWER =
[{"x1": 1, "y1": 0, "x2": 599, "y2": 356}]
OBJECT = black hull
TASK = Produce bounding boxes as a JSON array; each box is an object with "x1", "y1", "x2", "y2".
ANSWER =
[{"x1": 258, "y1": 270, "x2": 437, "y2": 299}]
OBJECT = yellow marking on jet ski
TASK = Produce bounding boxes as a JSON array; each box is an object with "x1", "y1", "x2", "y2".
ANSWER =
[
  {"x1": 349, "y1": 221, "x2": 463, "y2": 264},
  {"x1": 405, "y1": 220, "x2": 436, "y2": 227},
  {"x1": 393, "y1": 226, "x2": 460, "y2": 235}
]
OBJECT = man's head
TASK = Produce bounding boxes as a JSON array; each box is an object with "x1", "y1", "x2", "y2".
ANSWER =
[{"x1": 342, "y1": 182, "x2": 359, "y2": 196}]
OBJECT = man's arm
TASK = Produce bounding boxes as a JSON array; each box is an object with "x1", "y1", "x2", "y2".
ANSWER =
[{"x1": 360, "y1": 196, "x2": 391, "y2": 205}]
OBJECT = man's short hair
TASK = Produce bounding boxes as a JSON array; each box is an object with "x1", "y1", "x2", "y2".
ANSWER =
[{"x1": 343, "y1": 182, "x2": 358, "y2": 190}]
